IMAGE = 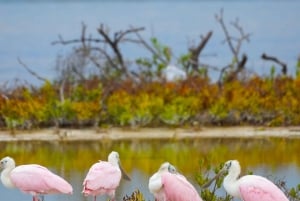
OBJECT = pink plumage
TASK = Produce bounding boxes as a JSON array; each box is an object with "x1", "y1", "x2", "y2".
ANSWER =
[
  {"x1": 11, "y1": 164, "x2": 73, "y2": 195},
  {"x1": 162, "y1": 172, "x2": 203, "y2": 201},
  {"x1": 83, "y1": 161, "x2": 121, "y2": 197},
  {"x1": 239, "y1": 175, "x2": 288, "y2": 201},
  {"x1": 0, "y1": 156, "x2": 73, "y2": 201},
  {"x1": 82, "y1": 151, "x2": 130, "y2": 201},
  {"x1": 149, "y1": 162, "x2": 203, "y2": 201},
  {"x1": 220, "y1": 160, "x2": 289, "y2": 201}
]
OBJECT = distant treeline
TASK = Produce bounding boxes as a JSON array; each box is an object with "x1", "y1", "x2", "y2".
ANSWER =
[{"x1": 1, "y1": 75, "x2": 300, "y2": 132}]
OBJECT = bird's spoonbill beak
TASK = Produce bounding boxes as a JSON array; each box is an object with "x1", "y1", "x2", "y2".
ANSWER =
[
  {"x1": 202, "y1": 168, "x2": 227, "y2": 188},
  {"x1": 119, "y1": 162, "x2": 131, "y2": 181}
]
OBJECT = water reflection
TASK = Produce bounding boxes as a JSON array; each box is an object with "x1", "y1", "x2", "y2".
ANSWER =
[{"x1": 0, "y1": 137, "x2": 299, "y2": 201}]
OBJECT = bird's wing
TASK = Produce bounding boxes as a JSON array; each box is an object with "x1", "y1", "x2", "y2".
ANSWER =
[
  {"x1": 11, "y1": 164, "x2": 72, "y2": 194},
  {"x1": 83, "y1": 161, "x2": 121, "y2": 191},
  {"x1": 239, "y1": 175, "x2": 289, "y2": 201},
  {"x1": 161, "y1": 172, "x2": 203, "y2": 201}
]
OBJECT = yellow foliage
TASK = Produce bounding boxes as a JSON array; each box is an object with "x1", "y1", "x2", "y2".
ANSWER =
[{"x1": 71, "y1": 101, "x2": 101, "y2": 121}]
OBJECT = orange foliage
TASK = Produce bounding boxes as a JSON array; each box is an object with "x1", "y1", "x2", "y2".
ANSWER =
[{"x1": 1, "y1": 75, "x2": 300, "y2": 128}]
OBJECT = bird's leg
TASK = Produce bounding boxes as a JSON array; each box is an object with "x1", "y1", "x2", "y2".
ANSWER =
[
  {"x1": 94, "y1": 196, "x2": 97, "y2": 201},
  {"x1": 32, "y1": 196, "x2": 39, "y2": 201},
  {"x1": 40, "y1": 195, "x2": 45, "y2": 201}
]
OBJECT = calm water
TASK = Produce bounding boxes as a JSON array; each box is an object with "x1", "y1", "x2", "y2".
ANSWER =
[
  {"x1": 0, "y1": 137, "x2": 300, "y2": 201},
  {"x1": 1, "y1": 1, "x2": 300, "y2": 85}
]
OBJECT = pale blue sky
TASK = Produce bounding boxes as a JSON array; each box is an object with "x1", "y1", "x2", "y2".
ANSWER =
[{"x1": 0, "y1": 1, "x2": 299, "y2": 85}]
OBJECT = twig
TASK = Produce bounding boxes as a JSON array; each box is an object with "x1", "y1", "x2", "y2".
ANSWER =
[
  {"x1": 230, "y1": 18, "x2": 251, "y2": 55},
  {"x1": 52, "y1": 34, "x2": 104, "y2": 45},
  {"x1": 216, "y1": 9, "x2": 238, "y2": 59},
  {"x1": 114, "y1": 27, "x2": 145, "y2": 43},
  {"x1": 132, "y1": 25, "x2": 168, "y2": 64},
  {"x1": 17, "y1": 58, "x2": 48, "y2": 82}
]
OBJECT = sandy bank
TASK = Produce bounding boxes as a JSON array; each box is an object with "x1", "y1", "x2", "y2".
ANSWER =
[{"x1": 1, "y1": 126, "x2": 300, "y2": 142}]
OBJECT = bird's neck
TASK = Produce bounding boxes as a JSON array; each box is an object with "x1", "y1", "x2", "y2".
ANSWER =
[
  {"x1": 223, "y1": 171, "x2": 241, "y2": 198},
  {"x1": 1, "y1": 167, "x2": 15, "y2": 188}
]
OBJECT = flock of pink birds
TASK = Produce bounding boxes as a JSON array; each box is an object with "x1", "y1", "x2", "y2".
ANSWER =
[{"x1": 0, "y1": 151, "x2": 289, "y2": 201}]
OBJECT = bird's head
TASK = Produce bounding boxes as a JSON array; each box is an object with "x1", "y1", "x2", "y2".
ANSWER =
[
  {"x1": 108, "y1": 151, "x2": 131, "y2": 181},
  {"x1": 0, "y1": 156, "x2": 15, "y2": 170},
  {"x1": 202, "y1": 159, "x2": 241, "y2": 189},
  {"x1": 158, "y1": 162, "x2": 178, "y2": 174},
  {"x1": 222, "y1": 160, "x2": 240, "y2": 175},
  {"x1": 108, "y1": 151, "x2": 120, "y2": 165}
]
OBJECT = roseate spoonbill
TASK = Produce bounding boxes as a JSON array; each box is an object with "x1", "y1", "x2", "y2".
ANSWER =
[
  {"x1": 82, "y1": 151, "x2": 131, "y2": 201},
  {"x1": 0, "y1": 156, "x2": 73, "y2": 201},
  {"x1": 149, "y1": 162, "x2": 203, "y2": 201},
  {"x1": 203, "y1": 160, "x2": 289, "y2": 201}
]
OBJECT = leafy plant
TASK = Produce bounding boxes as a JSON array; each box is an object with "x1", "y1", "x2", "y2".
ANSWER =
[{"x1": 123, "y1": 190, "x2": 145, "y2": 201}]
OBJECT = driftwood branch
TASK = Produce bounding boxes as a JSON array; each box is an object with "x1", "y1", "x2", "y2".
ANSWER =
[
  {"x1": 261, "y1": 53, "x2": 287, "y2": 75},
  {"x1": 17, "y1": 58, "x2": 48, "y2": 82}
]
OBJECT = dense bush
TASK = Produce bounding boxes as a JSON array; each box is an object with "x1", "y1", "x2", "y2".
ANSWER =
[{"x1": 1, "y1": 75, "x2": 300, "y2": 131}]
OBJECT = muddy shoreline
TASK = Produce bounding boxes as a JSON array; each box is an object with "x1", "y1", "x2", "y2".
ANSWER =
[{"x1": 1, "y1": 126, "x2": 300, "y2": 142}]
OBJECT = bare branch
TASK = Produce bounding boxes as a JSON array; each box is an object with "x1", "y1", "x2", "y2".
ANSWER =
[
  {"x1": 230, "y1": 18, "x2": 251, "y2": 55},
  {"x1": 86, "y1": 47, "x2": 119, "y2": 70},
  {"x1": 17, "y1": 58, "x2": 48, "y2": 82},
  {"x1": 188, "y1": 31, "x2": 213, "y2": 72},
  {"x1": 261, "y1": 53, "x2": 287, "y2": 75},
  {"x1": 215, "y1": 8, "x2": 238, "y2": 59},
  {"x1": 97, "y1": 24, "x2": 142, "y2": 76},
  {"x1": 114, "y1": 27, "x2": 145, "y2": 43},
  {"x1": 52, "y1": 34, "x2": 105, "y2": 45},
  {"x1": 218, "y1": 54, "x2": 248, "y2": 86},
  {"x1": 132, "y1": 26, "x2": 168, "y2": 64},
  {"x1": 216, "y1": 9, "x2": 251, "y2": 63}
]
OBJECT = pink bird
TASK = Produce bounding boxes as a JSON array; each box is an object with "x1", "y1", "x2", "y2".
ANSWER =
[
  {"x1": 149, "y1": 162, "x2": 203, "y2": 201},
  {"x1": 82, "y1": 151, "x2": 131, "y2": 201},
  {"x1": 204, "y1": 160, "x2": 289, "y2": 201},
  {"x1": 0, "y1": 156, "x2": 73, "y2": 201}
]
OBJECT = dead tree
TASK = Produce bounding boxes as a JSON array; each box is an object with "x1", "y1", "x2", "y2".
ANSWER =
[{"x1": 215, "y1": 9, "x2": 251, "y2": 85}]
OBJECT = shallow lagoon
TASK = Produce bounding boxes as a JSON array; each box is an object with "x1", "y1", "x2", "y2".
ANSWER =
[{"x1": 0, "y1": 136, "x2": 300, "y2": 201}]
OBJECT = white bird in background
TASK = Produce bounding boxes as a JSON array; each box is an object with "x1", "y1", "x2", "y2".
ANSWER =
[{"x1": 164, "y1": 64, "x2": 187, "y2": 81}]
